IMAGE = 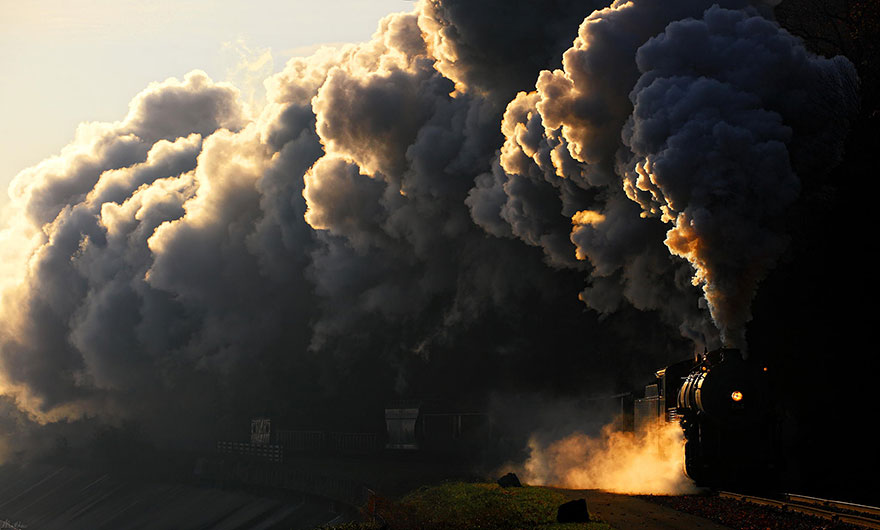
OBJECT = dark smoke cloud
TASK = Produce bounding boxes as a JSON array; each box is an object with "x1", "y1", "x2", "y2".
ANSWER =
[
  {"x1": 0, "y1": 0, "x2": 858, "y2": 461},
  {"x1": 466, "y1": 0, "x2": 857, "y2": 348},
  {"x1": 620, "y1": 5, "x2": 857, "y2": 345},
  {"x1": 419, "y1": 0, "x2": 601, "y2": 97},
  {"x1": 0, "y1": 69, "x2": 317, "y2": 439}
]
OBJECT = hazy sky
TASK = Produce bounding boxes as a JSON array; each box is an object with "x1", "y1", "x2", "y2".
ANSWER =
[{"x1": 0, "y1": 0, "x2": 412, "y2": 206}]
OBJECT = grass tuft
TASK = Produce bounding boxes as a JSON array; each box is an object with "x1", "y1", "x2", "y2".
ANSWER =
[{"x1": 329, "y1": 481, "x2": 614, "y2": 530}]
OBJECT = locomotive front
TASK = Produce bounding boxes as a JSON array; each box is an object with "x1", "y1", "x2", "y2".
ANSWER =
[{"x1": 675, "y1": 348, "x2": 774, "y2": 488}]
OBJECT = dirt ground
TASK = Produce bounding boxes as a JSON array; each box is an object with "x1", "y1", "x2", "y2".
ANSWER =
[{"x1": 557, "y1": 489, "x2": 733, "y2": 530}]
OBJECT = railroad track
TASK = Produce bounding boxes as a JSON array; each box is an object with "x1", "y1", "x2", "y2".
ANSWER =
[{"x1": 719, "y1": 491, "x2": 880, "y2": 529}]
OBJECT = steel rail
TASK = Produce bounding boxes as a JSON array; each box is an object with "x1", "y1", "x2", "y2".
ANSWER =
[
  {"x1": 785, "y1": 493, "x2": 880, "y2": 518},
  {"x1": 719, "y1": 491, "x2": 880, "y2": 529}
]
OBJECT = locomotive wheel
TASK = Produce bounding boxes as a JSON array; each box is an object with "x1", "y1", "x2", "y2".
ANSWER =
[{"x1": 683, "y1": 439, "x2": 704, "y2": 483}]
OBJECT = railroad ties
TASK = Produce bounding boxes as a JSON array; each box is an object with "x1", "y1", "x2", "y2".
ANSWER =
[{"x1": 719, "y1": 491, "x2": 880, "y2": 529}]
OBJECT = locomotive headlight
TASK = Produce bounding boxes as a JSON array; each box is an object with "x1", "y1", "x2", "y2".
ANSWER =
[{"x1": 731, "y1": 391, "x2": 744, "y2": 402}]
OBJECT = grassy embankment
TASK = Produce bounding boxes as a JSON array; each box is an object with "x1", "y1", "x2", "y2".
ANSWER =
[{"x1": 319, "y1": 481, "x2": 614, "y2": 530}]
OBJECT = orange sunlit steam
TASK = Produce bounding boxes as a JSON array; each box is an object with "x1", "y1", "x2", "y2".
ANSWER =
[
  {"x1": 571, "y1": 210, "x2": 606, "y2": 261},
  {"x1": 664, "y1": 213, "x2": 708, "y2": 287},
  {"x1": 516, "y1": 420, "x2": 697, "y2": 495},
  {"x1": 571, "y1": 210, "x2": 606, "y2": 226},
  {"x1": 664, "y1": 210, "x2": 768, "y2": 348}
]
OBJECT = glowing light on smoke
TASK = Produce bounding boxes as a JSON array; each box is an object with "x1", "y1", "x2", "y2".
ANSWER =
[
  {"x1": 571, "y1": 210, "x2": 606, "y2": 227},
  {"x1": 517, "y1": 421, "x2": 697, "y2": 495},
  {"x1": 571, "y1": 210, "x2": 606, "y2": 261}
]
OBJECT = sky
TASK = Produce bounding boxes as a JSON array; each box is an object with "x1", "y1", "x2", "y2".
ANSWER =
[{"x1": 0, "y1": 0, "x2": 411, "y2": 206}]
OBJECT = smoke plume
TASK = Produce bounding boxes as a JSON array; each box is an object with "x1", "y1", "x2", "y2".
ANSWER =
[
  {"x1": 0, "y1": 0, "x2": 858, "y2": 463},
  {"x1": 467, "y1": 0, "x2": 857, "y2": 348}
]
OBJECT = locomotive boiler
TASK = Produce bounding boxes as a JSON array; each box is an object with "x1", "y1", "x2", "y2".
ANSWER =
[{"x1": 640, "y1": 347, "x2": 775, "y2": 488}]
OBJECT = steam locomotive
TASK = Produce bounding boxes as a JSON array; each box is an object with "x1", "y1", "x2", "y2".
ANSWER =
[
  {"x1": 220, "y1": 347, "x2": 776, "y2": 491},
  {"x1": 638, "y1": 347, "x2": 776, "y2": 488}
]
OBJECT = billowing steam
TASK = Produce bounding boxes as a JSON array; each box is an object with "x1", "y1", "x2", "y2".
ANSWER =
[
  {"x1": 518, "y1": 422, "x2": 696, "y2": 495},
  {"x1": 468, "y1": 0, "x2": 857, "y2": 348},
  {"x1": 0, "y1": 0, "x2": 858, "y2": 463},
  {"x1": 621, "y1": 6, "x2": 857, "y2": 346}
]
